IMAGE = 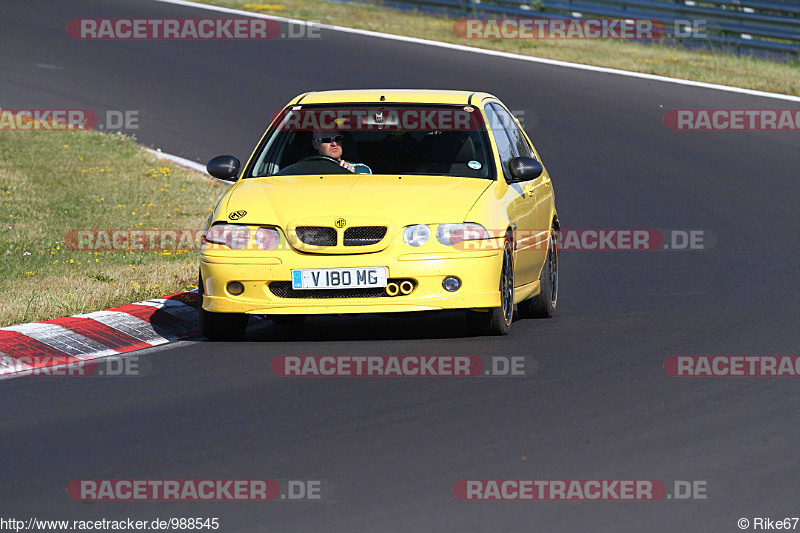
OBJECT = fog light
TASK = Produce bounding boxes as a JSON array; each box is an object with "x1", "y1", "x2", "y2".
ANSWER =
[
  {"x1": 442, "y1": 276, "x2": 461, "y2": 292},
  {"x1": 227, "y1": 281, "x2": 245, "y2": 295}
]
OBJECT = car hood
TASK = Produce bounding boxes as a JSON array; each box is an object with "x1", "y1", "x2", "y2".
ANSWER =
[{"x1": 223, "y1": 174, "x2": 493, "y2": 226}]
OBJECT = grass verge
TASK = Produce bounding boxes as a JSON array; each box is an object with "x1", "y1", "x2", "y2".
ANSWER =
[
  {"x1": 198, "y1": 0, "x2": 799, "y2": 96},
  {"x1": 0, "y1": 127, "x2": 229, "y2": 326}
]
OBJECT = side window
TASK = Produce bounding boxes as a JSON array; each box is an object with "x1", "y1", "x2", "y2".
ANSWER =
[
  {"x1": 491, "y1": 104, "x2": 533, "y2": 159},
  {"x1": 484, "y1": 104, "x2": 516, "y2": 178},
  {"x1": 251, "y1": 126, "x2": 292, "y2": 176}
]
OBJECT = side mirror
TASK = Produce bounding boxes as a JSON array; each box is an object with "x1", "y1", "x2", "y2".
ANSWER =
[
  {"x1": 207, "y1": 155, "x2": 241, "y2": 181},
  {"x1": 508, "y1": 157, "x2": 544, "y2": 183}
]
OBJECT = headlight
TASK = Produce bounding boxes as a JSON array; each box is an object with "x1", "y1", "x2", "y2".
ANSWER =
[
  {"x1": 204, "y1": 223, "x2": 250, "y2": 249},
  {"x1": 436, "y1": 223, "x2": 489, "y2": 246},
  {"x1": 403, "y1": 224, "x2": 431, "y2": 247},
  {"x1": 254, "y1": 227, "x2": 280, "y2": 250}
]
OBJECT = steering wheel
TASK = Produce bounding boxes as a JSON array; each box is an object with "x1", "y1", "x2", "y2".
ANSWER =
[
  {"x1": 301, "y1": 155, "x2": 342, "y2": 165},
  {"x1": 274, "y1": 155, "x2": 354, "y2": 176}
]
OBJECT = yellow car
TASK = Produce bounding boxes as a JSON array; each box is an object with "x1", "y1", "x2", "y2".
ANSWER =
[{"x1": 199, "y1": 89, "x2": 559, "y2": 340}]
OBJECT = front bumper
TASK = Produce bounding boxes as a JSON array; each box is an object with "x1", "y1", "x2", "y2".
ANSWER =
[{"x1": 200, "y1": 248, "x2": 503, "y2": 315}]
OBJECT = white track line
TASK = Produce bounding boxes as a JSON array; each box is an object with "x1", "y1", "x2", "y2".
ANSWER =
[
  {"x1": 154, "y1": 0, "x2": 800, "y2": 103},
  {"x1": 147, "y1": 148, "x2": 209, "y2": 174}
]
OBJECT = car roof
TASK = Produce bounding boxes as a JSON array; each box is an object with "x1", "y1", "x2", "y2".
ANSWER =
[{"x1": 288, "y1": 89, "x2": 498, "y2": 106}]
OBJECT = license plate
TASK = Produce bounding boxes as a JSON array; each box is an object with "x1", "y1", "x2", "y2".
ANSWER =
[{"x1": 291, "y1": 267, "x2": 388, "y2": 290}]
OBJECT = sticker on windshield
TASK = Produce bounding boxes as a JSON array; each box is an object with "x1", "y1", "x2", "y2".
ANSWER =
[{"x1": 467, "y1": 160, "x2": 482, "y2": 170}]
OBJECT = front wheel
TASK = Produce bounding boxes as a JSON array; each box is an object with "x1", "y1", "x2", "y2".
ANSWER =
[
  {"x1": 518, "y1": 227, "x2": 558, "y2": 319},
  {"x1": 199, "y1": 273, "x2": 249, "y2": 341},
  {"x1": 466, "y1": 234, "x2": 514, "y2": 336}
]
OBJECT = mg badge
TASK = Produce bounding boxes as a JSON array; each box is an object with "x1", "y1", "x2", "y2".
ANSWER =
[{"x1": 335, "y1": 218, "x2": 347, "y2": 228}]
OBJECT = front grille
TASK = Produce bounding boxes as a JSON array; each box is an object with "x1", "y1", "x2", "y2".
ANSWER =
[
  {"x1": 269, "y1": 278, "x2": 415, "y2": 299},
  {"x1": 343, "y1": 226, "x2": 387, "y2": 246},
  {"x1": 270, "y1": 282, "x2": 387, "y2": 299},
  {"x1": 295, "y1": 226, "x2": 337, "y2": 246}
]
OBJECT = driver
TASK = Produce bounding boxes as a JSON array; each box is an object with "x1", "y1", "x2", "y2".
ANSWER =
[{"x1": 311, "y1": 130, "x2": 372, "y2": 174}]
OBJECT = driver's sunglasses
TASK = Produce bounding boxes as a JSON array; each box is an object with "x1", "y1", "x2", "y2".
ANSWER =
[{"x1": 313, "y1": 135, "x2": 343, "y2": 144}]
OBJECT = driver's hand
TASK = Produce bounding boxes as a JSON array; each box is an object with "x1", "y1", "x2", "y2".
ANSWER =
[{"x1": 339, "y1": 160, "x2": 355, "y2": 172}]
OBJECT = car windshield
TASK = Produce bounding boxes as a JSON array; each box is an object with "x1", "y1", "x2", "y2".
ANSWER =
[{"x1": 248, "y1": 104, "x2": 492, "y2": 179}]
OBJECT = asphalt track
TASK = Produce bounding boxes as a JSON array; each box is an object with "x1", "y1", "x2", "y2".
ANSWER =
[{"x1": 1, "y1": 1, "x2": 799, "y2": 531}]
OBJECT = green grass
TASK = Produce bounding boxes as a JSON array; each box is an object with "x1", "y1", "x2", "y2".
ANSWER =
[
  {"x1": 0, "y1": 127, "x2": 230, "y2": 326},
  {"x1": 198, "y1": 0, "x2": 799, "y2": 96}
]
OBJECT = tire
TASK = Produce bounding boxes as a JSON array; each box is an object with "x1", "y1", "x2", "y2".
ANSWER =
[
  {"x1": 267, "y1": 314, "x2": 306, "y2": 325},
  {"x1": 198, "y1": 272, "x2": 249, "y2": 341},
  {"x1": 466, "y1": 234, "x2": 514, "y2": 336},
  {"x1": 518, "y1": 227, "x2": 558, "y2": 319}
]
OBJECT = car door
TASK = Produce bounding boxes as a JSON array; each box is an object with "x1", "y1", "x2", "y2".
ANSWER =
[
  {"x1": 483, "y1": 103, "x2": 537, "y2": 286},
  {"x1": 491, "y1": 103, "x2": 550, "y2": 278}
]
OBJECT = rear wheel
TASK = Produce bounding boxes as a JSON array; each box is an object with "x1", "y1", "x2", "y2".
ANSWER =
[
  {"x1": 466, "y1": 234, "x2": 514, "y2": 336},
  {"x1": 199, "y1": 273, "x2": 249, "y2": 341},
  {"x1": 518, "y1": 227, "x2": 558, "y2": 319}
]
